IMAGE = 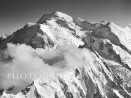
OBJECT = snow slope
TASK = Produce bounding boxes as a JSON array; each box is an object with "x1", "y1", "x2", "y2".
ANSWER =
[{"x1": 1, "y1": 11, "x2": 131, "y2": 98}]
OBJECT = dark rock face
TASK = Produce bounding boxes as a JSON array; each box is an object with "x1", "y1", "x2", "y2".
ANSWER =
[
  {"x1": 0, "y1": 24, "x2": 54, "y2": 49},
  {"x1": 0, "y1": 89, "x2": 4, "y2": 95},
  {"x1": 0, "y1": 24, "x2": 42, "y2": 48}
]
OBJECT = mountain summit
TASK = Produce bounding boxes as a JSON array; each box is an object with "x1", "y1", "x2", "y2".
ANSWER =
[
  {"x1": 37, "y1": 11, "x2": 73, "y2": 23},
  {"x1": 1, "y1": 11, "x2": 131, "y2": 98}
]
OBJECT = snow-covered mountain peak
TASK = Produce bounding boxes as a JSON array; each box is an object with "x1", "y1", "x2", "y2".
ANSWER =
[
  {"x1": 27, "y1": 22, "x2": 36, "y2": 27},
  {"x1": 124, "y1": 24, "x2": 131, "y2": 31},
  {"x1": 53, "y1": 11, "x2": 73, "y2": 21},
  {"x1": 1, "y1": 11, "x2": 131, "y2": 98},
  {"x1": 0, "y1": 33, "x2": 7, "y2": 39},
  {"x1": 100, "y1": 21, "x2": 110, "y2": 25},
  {"x1": 37, "y1": 11, "x2": 73, "y2": 24}
]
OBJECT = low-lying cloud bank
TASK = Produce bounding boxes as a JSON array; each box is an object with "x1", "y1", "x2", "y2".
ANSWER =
[{"x1": 0, "y1": 43, "x2": 93, "y2": 94}]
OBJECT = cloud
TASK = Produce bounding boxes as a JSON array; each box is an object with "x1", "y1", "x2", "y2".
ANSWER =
[
  {"x1": 0, "y1": 43, "x2": 93, "y2": 94},
  {"x1": 0, "y1": 43, "x2": 58, "y2": 93}
]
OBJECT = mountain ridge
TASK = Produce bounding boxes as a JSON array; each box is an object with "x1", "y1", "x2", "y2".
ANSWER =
[{"x1": 1, "y1": 11, "x2": 131, "y2": 98}]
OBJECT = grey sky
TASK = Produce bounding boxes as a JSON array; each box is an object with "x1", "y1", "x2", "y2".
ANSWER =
[{"x1": 0, "y1": 0, "x2": 131, "y2": 34}]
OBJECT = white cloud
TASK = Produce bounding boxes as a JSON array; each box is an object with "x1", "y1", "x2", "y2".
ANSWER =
[{"x1": 0, "y1": 43, "x2": 92, "y2": 94}]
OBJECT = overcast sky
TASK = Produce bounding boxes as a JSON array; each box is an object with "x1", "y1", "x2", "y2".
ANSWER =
[{"x1": 0, "y1": 0, "x2": 131, "y2": 34}]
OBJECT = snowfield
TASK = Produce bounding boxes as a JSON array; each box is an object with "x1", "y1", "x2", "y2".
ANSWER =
[{"x1": 0, "y1": 11, "x2": 131, "y2": 98}]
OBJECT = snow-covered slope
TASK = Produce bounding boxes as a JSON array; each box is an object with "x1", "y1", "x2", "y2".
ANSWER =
[{"x1": 1, "y1": 11, "x2": 131, "y2": 98}]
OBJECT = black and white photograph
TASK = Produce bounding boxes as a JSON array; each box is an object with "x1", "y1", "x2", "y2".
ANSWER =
[{"x1": 0, "y1": 0, "x2": 131, "y2": 98}]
